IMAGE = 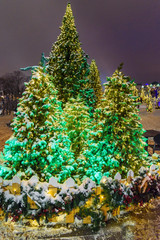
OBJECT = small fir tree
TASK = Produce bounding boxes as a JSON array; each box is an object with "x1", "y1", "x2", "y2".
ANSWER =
[
  {"x1": 88, "y1": 60, "x2": 103, "y2": 107},
  {"x1": 48, "y1": 3, "x2": 96, "y2": 109},
  {"x1": 101, "y1": 68, "x2": 148, "y2": 175},
  {"x1": 140, "y1": 86, "x2": 146, "y2": 103},
  {"x1": 132, "y1": 84, "x2": 139, "y2": 99},
  {"x1": 146, "y1": 85, "x2": 153, "y2": 112},
  {"x1": 146, "y1": 96, "x2": 153, "y2": 112},
  {"x1": 0, "y1": 67, "x2": 75, "y2": 181},
  {"x1": 155, "y1": 97, "x2": 159, "y2": 109},
  {"x1": 146, "y1": 94, "x2": 153, "y2": 112}
]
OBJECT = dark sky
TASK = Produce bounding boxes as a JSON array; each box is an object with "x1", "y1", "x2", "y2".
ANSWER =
[{"x1": 0, "y1": 0, "x2": 160, "y2": 84}]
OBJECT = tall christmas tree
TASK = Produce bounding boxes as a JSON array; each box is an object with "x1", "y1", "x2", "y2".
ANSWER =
[
  {"x1": 0, "y1": 67, "x2": 75, "y2": 181},
  {"x1": 48, "y1": 3, "x2": 96, "y2": 109},
  {"x1": 88, "y1": 60, "x2": 103, "y2": 107},
  {"x1": 101, "y1": 67, "x2": 148, "y2": 175}
]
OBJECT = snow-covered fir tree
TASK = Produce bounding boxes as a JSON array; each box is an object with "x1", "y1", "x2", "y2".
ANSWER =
[
  {"x1": 140, "y1": 86, "x2": 146, "y2": 103},
  {"x1": 0, "y1": 67, "x2": 75, "y2": 181},
  {"x1": 145, "y1": 85, "x2": 153, "y2": 112},
  {"x1": 48, "y1": 3, "x2": 96, "y2": 110},
  {"x1": 101, "y1": 67, "x2": 148, "y2": 175}
]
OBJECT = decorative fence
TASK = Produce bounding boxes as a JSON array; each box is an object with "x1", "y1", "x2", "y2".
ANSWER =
[{"x1": 0, "y1": 164, "x2": 160, "y2": 230}]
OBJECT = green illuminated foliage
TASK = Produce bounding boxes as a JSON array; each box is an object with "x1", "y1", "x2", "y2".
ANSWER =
[
  {"x1": 0, "y1": 67, "x2": 75, "y2": 181},
  {"x1": 102, "y1": 67, "x2": 148, "y2": 175},
  {"x1": 48, "y1": 3, "x2": 96, "y2": 109},
  {"x1": 63, "y1": 96, "x2": 91, "y2": 158},
  {"x1": 0, "y1": 5, "x2": 148, "y2": 184},
  {"x1": 88, "y1": 60, "x2": 103, "y2": 107}
]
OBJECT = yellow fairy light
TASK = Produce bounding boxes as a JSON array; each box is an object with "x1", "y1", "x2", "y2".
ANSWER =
[
  {"x1": 32, "y1": 219, "x2": 39, "y2": 226},
  {"x1": 100, "y1": 195, "x2": 105, "y2": 203}
]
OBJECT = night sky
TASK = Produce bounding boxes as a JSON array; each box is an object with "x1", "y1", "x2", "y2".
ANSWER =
[{"x1": 0, "y1": 0, "x2": 160, "y2": 84}]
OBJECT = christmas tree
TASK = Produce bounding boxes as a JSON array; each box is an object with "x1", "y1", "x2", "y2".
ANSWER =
[
  {"x1": 48, "y1": 3, "x2": 96, "y2": 109},
  {"x1": 146, "y1": 88, "x2": 153, "y2": 112},
  {"x1": 88, "y1": 60, "x2": 103, "y2": 107},
  {"x1": 146, "y1": 96, "x2": 153, "y2": 112},
  {"x1": 0, "y1": 67, "x2": 75, "y2": 181},
  {"x1": 132, "y1": 84, "x2": 139, "y2": 99},
  {"x1": 140, "y1": 86, "x2": 146, "y2": 103},
  {"x1": 101, "y1": 67, "x2": 148, "y2": 175}
]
